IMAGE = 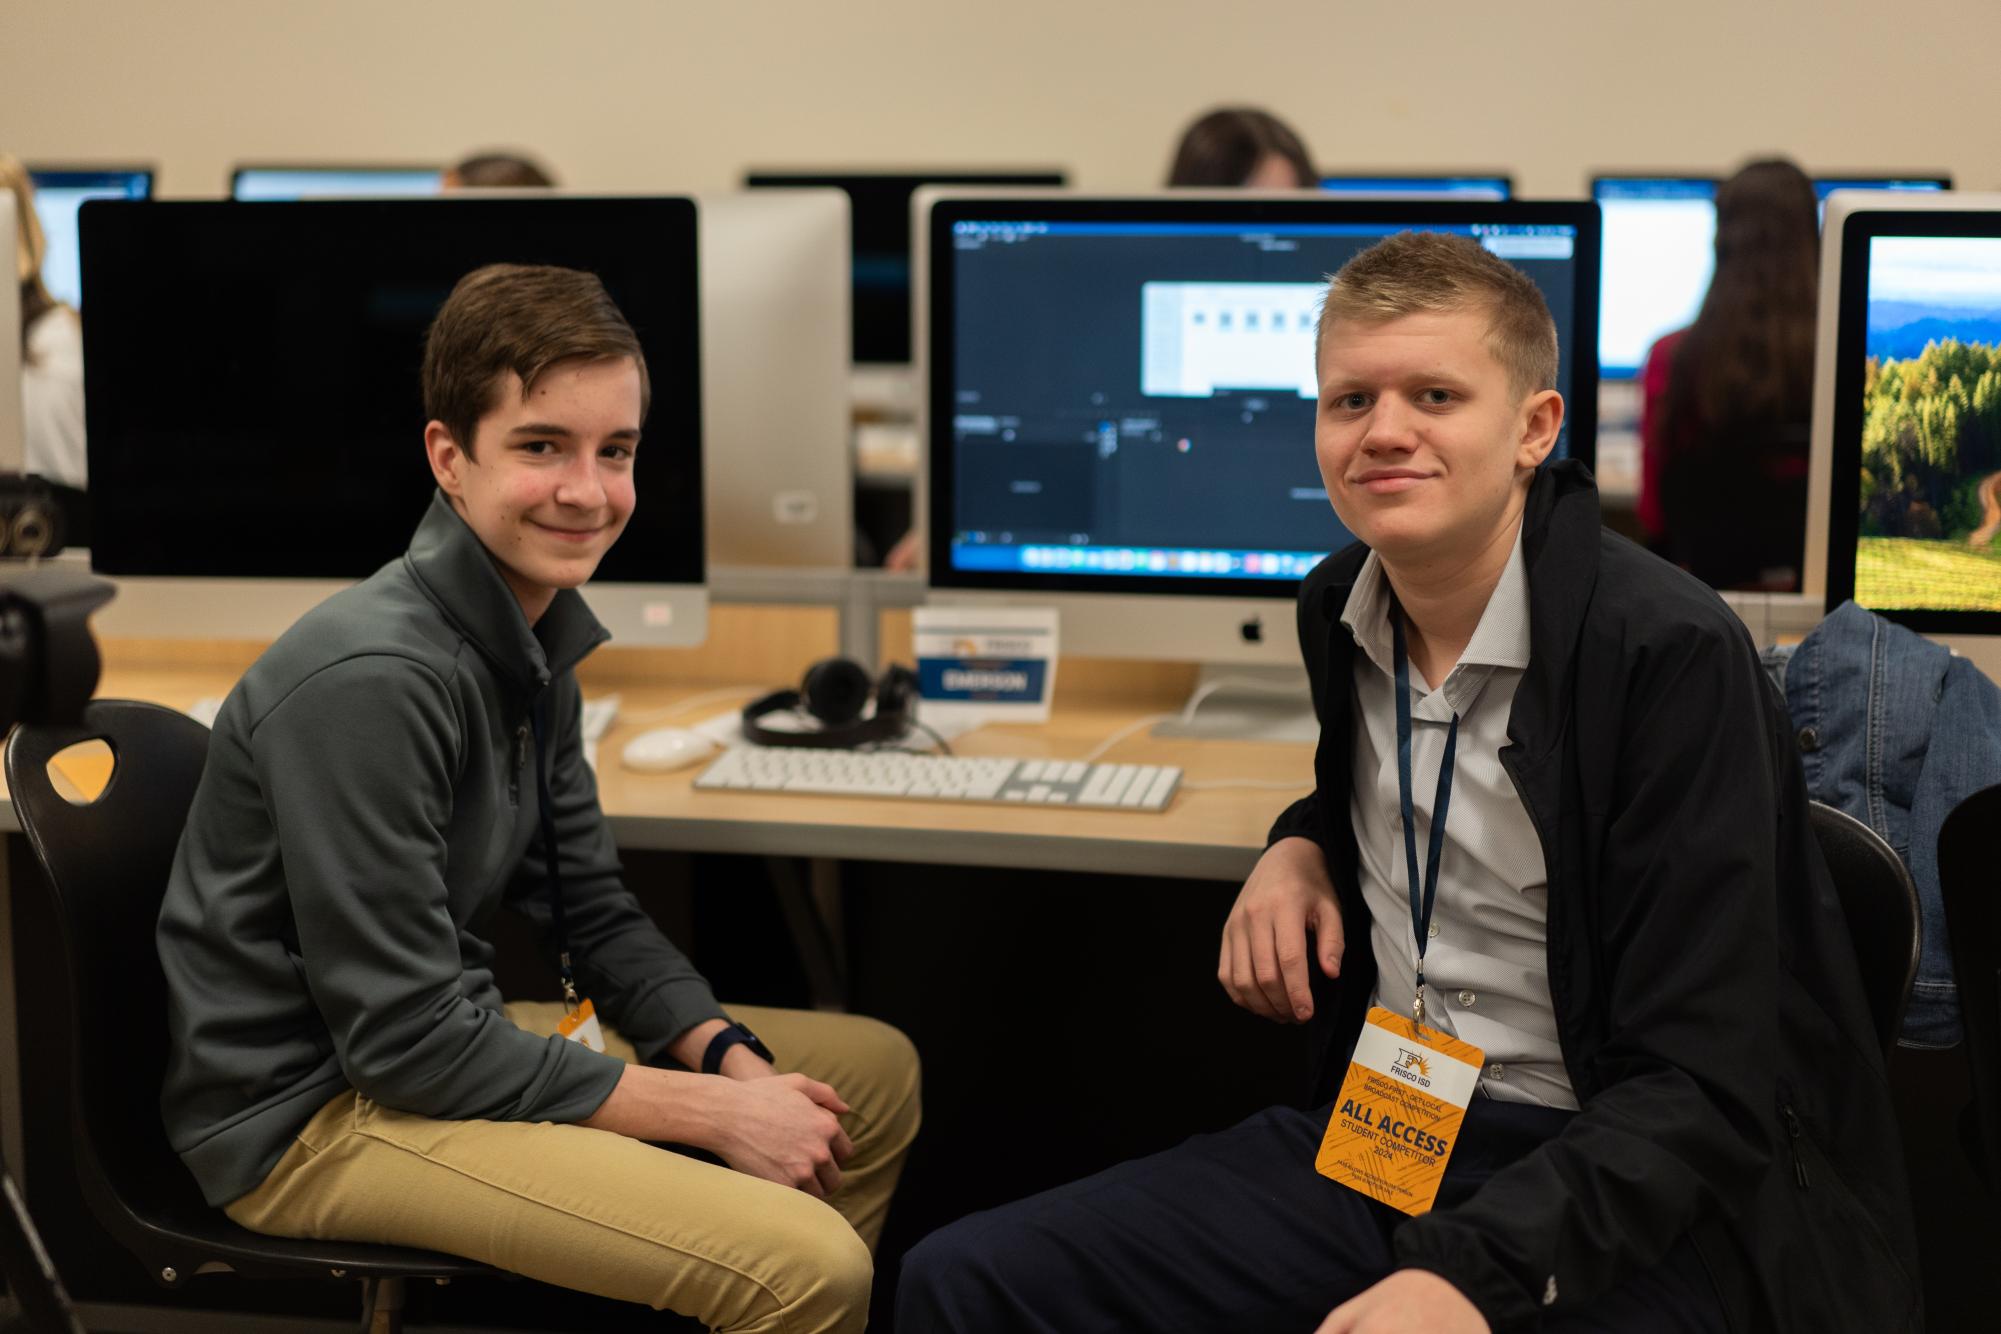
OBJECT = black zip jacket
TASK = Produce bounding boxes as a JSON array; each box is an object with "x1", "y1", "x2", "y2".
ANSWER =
[{"x1": 1268, "y1": 461, "x2": 1922, "y2": 1332}]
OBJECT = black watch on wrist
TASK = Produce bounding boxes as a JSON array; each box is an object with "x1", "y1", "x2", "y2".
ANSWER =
[{"x1": 701, "y1": 1021, "x2": 774, "y2": 1074}]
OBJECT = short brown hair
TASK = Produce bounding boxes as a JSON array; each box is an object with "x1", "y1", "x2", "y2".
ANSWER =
[
  {"x1": 422, "y1": 263, "x2": 649, "y2": 455},
  {"x1": 1316, "y1": 231, "x2": 1558, "y2": 398}
]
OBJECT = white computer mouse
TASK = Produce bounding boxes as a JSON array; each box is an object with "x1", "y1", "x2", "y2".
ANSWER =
[{"x1": 620, "y1": 727, "x2": 718, "y2": 773}]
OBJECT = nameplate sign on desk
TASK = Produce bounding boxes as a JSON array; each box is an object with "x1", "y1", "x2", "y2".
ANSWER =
[{"x1": 914, "y1": 606, "x2": 1058, "y2": 727}]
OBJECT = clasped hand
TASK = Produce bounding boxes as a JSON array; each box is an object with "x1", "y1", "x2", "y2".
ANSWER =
[{"x1": 712, "y1": 1050, "x2": 854, "y2": 1200}]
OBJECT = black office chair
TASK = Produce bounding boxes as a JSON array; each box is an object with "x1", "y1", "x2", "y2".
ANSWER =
[
  {"x1": 1940, "y1": 783, "x2": 2001, "y2": 1191},
  {"x1": 1808, "y1": 800, "x2": 1922, "y2": 1058},
  {"x1": 5, "y1": 699, "x2": 496, "y2": 1332}
]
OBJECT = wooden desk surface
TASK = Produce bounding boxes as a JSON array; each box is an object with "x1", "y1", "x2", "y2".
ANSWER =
[{"x1": 17, "y1": 628, "x2": 1312, "y2": 883}]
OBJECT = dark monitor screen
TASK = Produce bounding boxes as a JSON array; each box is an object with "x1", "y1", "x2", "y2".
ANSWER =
[
  {"x1": 1827, "y1": 208, "x2": 2001, "y2": 633},
  {"x1": 1320, "y1": 174, "x2": 1512, "y2": 200},
  {"x1": 80, "y1": 197, "x2": 703, "y2": 585},
  {"x1": 925, "y1": 197, "x2": 1599, "y2": 597},
  {"x1": 231, "y1": 166, "x2": 444, "y2": 200},
  {"x1": 744, "y1": 170, "x2": 1067, "y2": 364},
  {"x1": 26, "y1": 167, "x2": 152, "y2": 309}
]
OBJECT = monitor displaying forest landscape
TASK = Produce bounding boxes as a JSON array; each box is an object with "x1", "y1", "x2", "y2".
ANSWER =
[{"x1": 1857, "y1": 234, "x2": 2001, "y2": 611}]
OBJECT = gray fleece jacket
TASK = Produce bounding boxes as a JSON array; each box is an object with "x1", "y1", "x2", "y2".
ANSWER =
[{"x1": 158, "y1": 493, "x2": 725, "y2": 1206}]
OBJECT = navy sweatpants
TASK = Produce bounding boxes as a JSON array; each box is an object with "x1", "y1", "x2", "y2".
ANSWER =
[{"x1": 898, "y1": 1099, "x2": 1726, "y2": 1333}]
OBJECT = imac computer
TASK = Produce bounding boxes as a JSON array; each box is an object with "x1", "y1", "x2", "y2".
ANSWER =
[
  {"x1": 230, "y1": 165, "x2": 445, "y2": 200},
  {"x1": 25, "y1": 165, "x2": 152, "y2": 309},
  {"x1": 744, "y1": 170, "x2": 1068, "y2": 373},
  {"x1": 1320, "y1": 173, "x2": 1512, "y2": 201},
  {"x1": 0, "y1": 198, "x2": 22, "y2": 473},
  {"x1": 696, "y1": 190, "x2": 854, "y2": 569},
  {"x1": 79, "y1": 196, "x2": 706, "y2": 644},
  {"x1": 1806, "y1": 190, "x2": 2001, "y2": 684},
  {"x1": 1595, "y1": 172, "x2": 1952, "y2": 381},
  {"x1": 919, "y1": 191, "x2": 1599, "y2": 735}
]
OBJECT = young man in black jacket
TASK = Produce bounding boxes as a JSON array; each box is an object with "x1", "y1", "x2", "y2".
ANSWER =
[{"x1": 898, "y1": 233, "x2": 1919, "y2": 1332}]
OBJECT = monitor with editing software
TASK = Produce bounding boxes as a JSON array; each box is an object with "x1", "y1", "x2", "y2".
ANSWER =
[
  {"x1": 1596, "y1": 172, "x2": 1953, "y2": 380},
  {"x1": 1320, "y1": 173, "x2": 1512, "y2": 200},
  {"x1": 25, "y1": 166, "x2": 151, "y2": 309},
  {"x1": 744, "y1": 170, "x2": 1067, "y2": 365},
  {"x1": 920, "y1": 192, "x2": 1599, "y2": 706},
  {"x1": 230, "y1": 164, "x2": 444, "y2": 200},
  {"x1": 79, "y1": 196, "x2": 706, "y2": 644},
  {"x1": 1808, "y1": 191, "x2": 2001, "y2": 681}
]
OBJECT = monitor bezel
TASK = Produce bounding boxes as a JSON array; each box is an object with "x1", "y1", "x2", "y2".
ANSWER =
[
  {"x1": 1318, "y1": 171, "x2": 1514, "y2": 198},
  {"x1": 922, "y1": 192, "x2": 1601, "y2": 599},
  {"x1": 229, "y1": 162, "x2": 445, "y2": 198},
  {"x1": 1823, "y1": 205, "x2": 2001, "y2": 632}
]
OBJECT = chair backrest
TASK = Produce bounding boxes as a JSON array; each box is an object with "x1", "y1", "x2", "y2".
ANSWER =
[
  {"x1": 1939, "y1": 783, "x2": 2001, "y2": 1188},
  {"x1": 5, "y1": 700, "x2": 215, "y2": 1260},
  {"x1": 1809, "y1": 800, "x2": 1922, "y2": 1057}
]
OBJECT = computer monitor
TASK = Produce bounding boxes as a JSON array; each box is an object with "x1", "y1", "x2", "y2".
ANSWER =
[
  {"x1": 920, "y1": 191, "x2": 1599, "y2": 708},
  {"x1": 1595, "y1": 172, "x2": 1954, "y2": 380},
  {"x1": 25, "y1": 166, "x2": 152, "y2": 309},
  {"x1": 744, "y1": 170, "x2": 1067, "y2": 366},
  {"x1": 1320, "y1": 173, "x2": 1512, "y2": 201},
  {"x1": 696, "y1": 190, "x2": 854, "y2": 569},
  {"x1": 1592, "y1": 175, "x2": 1721, "y2": 380},
  {"x1": 1812, "y1": 174, "x2": 1951, "y2": 205},
  {"x1": 0, "y1": 198, "x2": 22, "y2": 474},
  {"x1": 79, "y1": 196, "x2": 706, "y2": 645},
  {"x1": 230, "y1": 165, "x2": 444, "y2": 200},
  {"x1": 1808, "y1": 191, "x2": 2001, "y2": 683}
]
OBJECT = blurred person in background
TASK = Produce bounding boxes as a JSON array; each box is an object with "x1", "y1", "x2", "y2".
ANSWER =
[
  {"x1": 1166, "y1": 107, "x2": 1316, "y2": 188},
  {"x1": 1638, "y1": 157, "x2": 1819, "y2": 590},
  {"x1": 444, "y1": 149, "x2": 558, "y2": 189}
]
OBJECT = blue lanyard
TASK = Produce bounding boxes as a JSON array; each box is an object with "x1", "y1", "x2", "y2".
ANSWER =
[{"x1": 1391, "y1": 598, "x2": 1459, "y2": 1030}]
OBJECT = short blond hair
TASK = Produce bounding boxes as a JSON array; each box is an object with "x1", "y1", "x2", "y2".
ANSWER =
[{"x1": 1317, "y1": 231, "x2": 1559, "y2": 398}]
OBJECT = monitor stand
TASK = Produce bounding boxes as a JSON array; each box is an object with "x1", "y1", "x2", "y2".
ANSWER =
[{"x1": 1152, "y1": 665, "x2": 1319, "y2": 743}]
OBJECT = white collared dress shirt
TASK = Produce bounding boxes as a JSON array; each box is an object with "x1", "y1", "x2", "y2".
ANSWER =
[{"x1": 1342, "y1": 522, "x2": 1578, "y2": 1110}]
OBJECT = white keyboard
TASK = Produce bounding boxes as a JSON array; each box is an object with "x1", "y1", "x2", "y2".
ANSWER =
[{"x1": 693, "y1": 747, "x2": 1183, "y2": 812}]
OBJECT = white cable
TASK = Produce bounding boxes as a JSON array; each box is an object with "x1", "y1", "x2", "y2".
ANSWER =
[
  {"x1": 615, "y1": 685, "x2": 767, "y2": 727},
  {"x1": 1076, "y1": 712, "x2": 1173, "y2": 765},
  {"x1": 1181, "y1": 779, "x2": 1314, "y2": 792}
]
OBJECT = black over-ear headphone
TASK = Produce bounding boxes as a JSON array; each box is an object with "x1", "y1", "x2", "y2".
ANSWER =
[{"x1": 741, "y1": 659, "x2": 919, "y2": 749}]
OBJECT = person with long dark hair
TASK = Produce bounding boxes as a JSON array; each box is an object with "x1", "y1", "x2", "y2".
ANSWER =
[
  {"x1": 1639, "y1": 158, "x2": 1820, "y2": 589},
  {"x1": 1166, "y1": 107, "x2": 1316, "y2": 188},
  {"x1": 1, "y1": 154, "x2": 86, "y2": 492}
]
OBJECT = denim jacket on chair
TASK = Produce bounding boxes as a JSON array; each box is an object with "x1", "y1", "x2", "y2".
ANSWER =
[{"x1": 1783, "y1": 600, "x2": 2001, "y2": 1047}]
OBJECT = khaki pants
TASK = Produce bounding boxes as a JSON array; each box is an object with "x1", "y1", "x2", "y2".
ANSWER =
[{"x1": 225, "y1": 1004, "x2": 920, "y2": 1333}]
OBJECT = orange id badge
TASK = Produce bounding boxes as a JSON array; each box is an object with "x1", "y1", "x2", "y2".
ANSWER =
[
  {"x1": 1315, "y1": 1006, "x2": 1484, "y2": 1216},
  {"x1": 557, "y1": 998, "x2": 607, "y2": 1054}
]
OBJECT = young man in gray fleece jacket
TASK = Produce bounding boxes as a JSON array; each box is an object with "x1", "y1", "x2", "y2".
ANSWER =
[{"x1": 157, "y1": 263, "x2": 919, "y2": 1334}]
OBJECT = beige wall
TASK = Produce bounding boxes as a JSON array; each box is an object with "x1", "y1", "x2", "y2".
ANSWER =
[{"x1": 4, "y1": 0, "x2": 1996, "y2": 197}]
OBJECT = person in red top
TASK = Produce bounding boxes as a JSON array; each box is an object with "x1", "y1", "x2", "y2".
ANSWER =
[{"x1": 1637, "y1": 158, "x2": 1819, "y2": 589}]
